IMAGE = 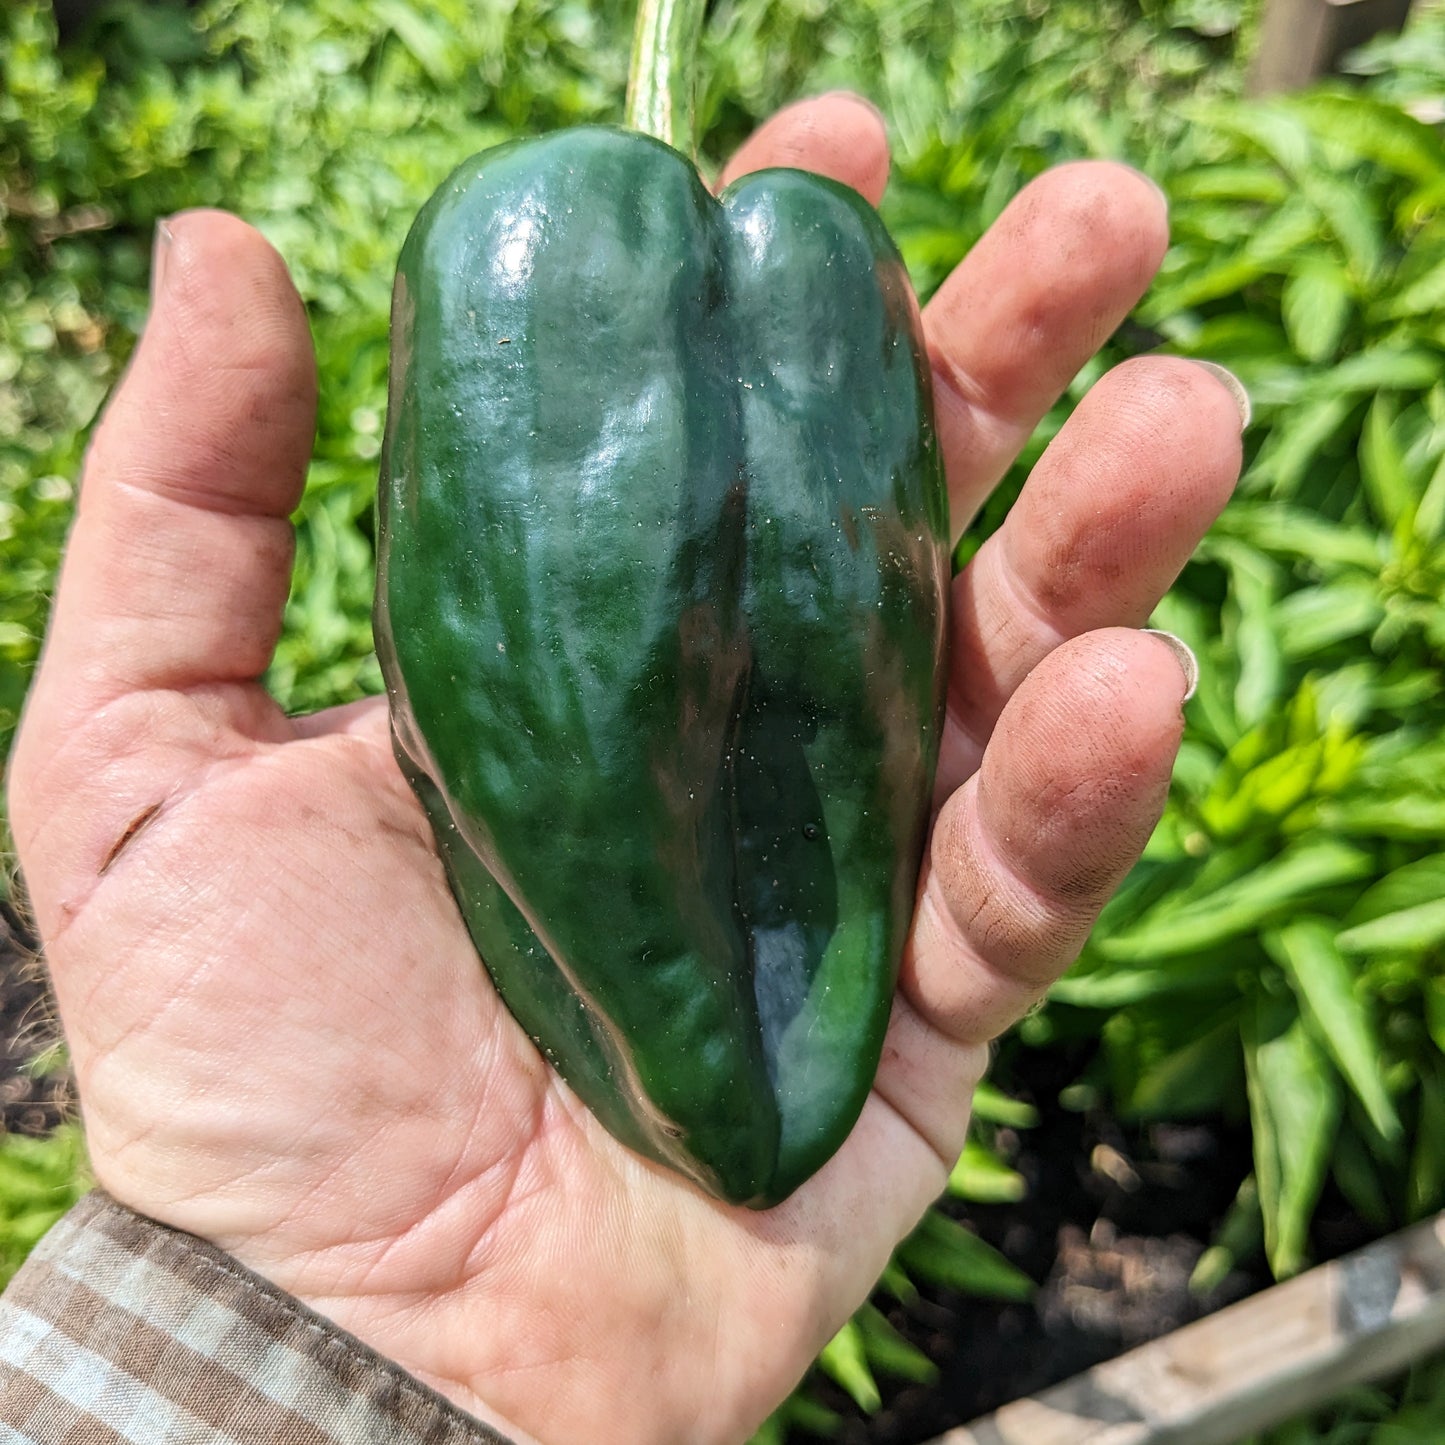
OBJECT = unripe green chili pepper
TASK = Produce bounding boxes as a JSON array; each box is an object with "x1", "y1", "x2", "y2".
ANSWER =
[{"x1": 374, "y1": 0, "x2": 949, "y2": 1207}]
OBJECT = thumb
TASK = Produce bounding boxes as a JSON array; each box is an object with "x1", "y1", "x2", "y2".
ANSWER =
[{"x1": 10, "y1": 211, "x2": 317, "y2": 937}]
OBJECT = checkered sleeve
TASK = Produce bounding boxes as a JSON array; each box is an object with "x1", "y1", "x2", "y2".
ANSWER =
[{"x1": 0, "y1": 1191, "x2": 515, "y2": 1444}]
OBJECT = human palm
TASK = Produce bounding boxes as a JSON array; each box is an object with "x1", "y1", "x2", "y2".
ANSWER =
[{"x1": 9, "y1": 99, "x2": 1243, "y2": 1445}]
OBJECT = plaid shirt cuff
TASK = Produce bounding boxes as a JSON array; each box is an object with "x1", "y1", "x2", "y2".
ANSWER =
[{"x1": 0, "y1": 1190, "x2": 515, "y2": 1444}]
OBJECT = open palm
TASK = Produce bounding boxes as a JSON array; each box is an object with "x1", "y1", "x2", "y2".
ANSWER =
[{"x1": 9, "y1": 98, "x2": 1243, "y2": 1445}]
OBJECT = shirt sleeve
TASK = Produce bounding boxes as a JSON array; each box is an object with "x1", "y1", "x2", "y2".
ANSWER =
[{"x1": 0, "y1": 1190, "x2": 516, "y2": 1445}]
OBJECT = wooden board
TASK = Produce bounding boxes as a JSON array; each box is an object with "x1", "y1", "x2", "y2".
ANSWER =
[
  {"x1": 1249, "y1": 0, "x2": 1415, "y2": 94},
  {"x1": 936, "y1": 1212, "x2": 1445, "y2": 1445}
]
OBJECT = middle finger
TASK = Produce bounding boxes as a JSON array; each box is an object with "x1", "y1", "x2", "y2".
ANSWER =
[
  {"x1": 937, "y1": 354, "x2": 1245, "y2": 798},
  {"x1": 924, "y1": 160, "x2": 1171, "y2": 537}
]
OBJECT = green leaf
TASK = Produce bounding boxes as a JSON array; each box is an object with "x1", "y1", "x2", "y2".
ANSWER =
[
  {"x1": 1337, "y1": 897, "x2": 1445, "y2": 954},
  {"x1": 1360, "y1": 396, "x2": 1414, "y2": 531},
  {"x1": 1274, "y1": 580, "x2": 1385, "y2": 658},
  {"x1": 1345, "y1": 854, "x2": 1445, "y2": 926},
  {"x1": 1212, "y1": 536, "x2": 1284, "y2": 727},
  {"x1": 1112, "y1": 1011, "x2": 1245, "y2": 1120},
  {"x1": 0, "y1": 1127, "x2": 89, "y2": 1289},
  {"x1": 1424, "y1": 978, "x2": 1445, "y2": 1061},
  {"x1": 1346, "y1": 855, "x2": 1445, "y2": 924},
  {"x1": 1266, "y1": 919, "x2": 1400, "y2": 1140},
  {"x1": 747, "y1": 1416, "x2": 786, "y2": 1445},
  {"x1": 1332, "y1": 1126, "x2": 1394, "y2": 1231},
  {"x1": 875, "y1": 1261, "x2": 918, "y2": 1305},
  {"x1": 854, "y1": 1303, "x2": 938, "y2": 1386},
  {"x1": 970, "y1": 1081, "x2": 1038, "y2": 1130},
  {"x1": 1296, "y1": 90, "x2": 1445, "y2": 186},
  {"x1": 1150, "y1": 593, "x2": 1241, "y2": 744},
  {"x1": 1234, "y1": 615, "x2": 1284, "y2": 729},
  {"x1": 1171, "y1": 737, "x2": 1226, "y2": 803},
  {"x1": 1408, "y1": 1066, "x2": 1445, "y2": 1220},
  {"x1": 1282, "y1": 259, "x2": 1352, "y2": 362},
  {"x1": 1168, "y1": 164, "x2": 1291, "y2": 205},
  {"x1": 1383, "y1": 258, "x2": 1445, "y2": 321},
  {"x1": 1322, "y1": 796, "x2": 1445, "y2": 839},
  {"x1": 1216, "y1": 504, "x2": 1383, "y2": 570},
  {"x1": 1097, "y1": 840, "x2": 1375, "y2": 962},
  {"x1": 1243, "y1": 995, "x2": 1342, "y2": 1278},
  {"x1": 777, "y1": 1395, "x2": 840, "y2": 1438},
  {"x1": 1415, "y1": 446, "x2": 1445, "y2": 544},
  {"x1": 1052, "y1": 961, "x2": 1235, "y2": 1008},
  {"x1": 1297, "y1": 170, "x2": 1384, "y2": 281},
  {"x1": 1191, "y1": 1173, "x2": 1262, "y2": 1294},
  {"x1": 1248, "y1": 393, "x2": 1356, "y2": 496},
  {"x1": 1200, "y1": 739, "x2": 1327, "y2": 837},
  {"x1": 371, "y1": 0, "x2": 461, "y2": 87},
  {"x1": 1317, "y1": 347, "x2": 1443, "y2": 398},
  {"x1": 947, "y1": 1139, "x2": 1026, "y2": 1205},
  {"x1": 1243, "y1": 195, "x2": 1339, "y2": 269},
  {"x1": 1195, "y1": 100, "x2": 1315, "y2": 174},
  {"x1": 1312, "y1": 661, "x2": 1384, "y2": 730},
  {"x1": 1142, "y1": 255, "x2": 1270, "y2": 320},
  {"x1": 817, "y1": 1321, "x2": 880, "y2": 1413},
  {"x1": 896, "y1": 1211, "x2": 1034, "y2": 1302}
]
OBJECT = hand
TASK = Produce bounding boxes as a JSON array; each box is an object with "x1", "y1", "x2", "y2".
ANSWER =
[{"x1": 9, "y1": 95, "x2": 1242, "y2": 1445}]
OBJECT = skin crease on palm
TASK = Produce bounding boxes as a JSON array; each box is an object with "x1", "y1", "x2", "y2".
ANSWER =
[{"x1": 7, "y1": 94, "x2": 1245, "y2": 1445}]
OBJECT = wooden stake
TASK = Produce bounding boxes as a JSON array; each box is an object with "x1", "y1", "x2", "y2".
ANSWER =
[
  {"x1": 1249, "y1": 0, "x2": 1415, "y2": 94},
  {"x1": 937, "y1": 1211, "x2": 1445, "y2": 1445}
]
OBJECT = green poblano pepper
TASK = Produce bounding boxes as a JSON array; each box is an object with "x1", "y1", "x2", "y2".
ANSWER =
[{"x1": 374, "y1": 2, "x2": 949, "y2": 1208}]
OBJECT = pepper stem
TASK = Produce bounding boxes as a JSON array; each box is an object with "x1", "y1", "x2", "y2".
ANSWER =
[{"x1": 624, "y1": 0, "x2": 707, "y2": 155}]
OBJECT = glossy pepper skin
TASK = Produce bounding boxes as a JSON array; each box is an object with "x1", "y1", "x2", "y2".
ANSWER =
[{"x1": 375, "y1": 125, "x2": 949, "y2": 1207}]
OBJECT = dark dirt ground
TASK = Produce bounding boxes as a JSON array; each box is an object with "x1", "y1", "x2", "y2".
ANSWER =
[
  {"x1": 800, "y1": 1035, "x2": 1381, "y2": 1443},
  {"x1": 0, "y1": 898, "x2": 71, "y2": 1139},
  {"x1": 793, "y1": 1037, "x2": 1261, "y2": 1442},
  {"x1": 0, "y1": 900, "x2": 1378, "y2": 1444}
]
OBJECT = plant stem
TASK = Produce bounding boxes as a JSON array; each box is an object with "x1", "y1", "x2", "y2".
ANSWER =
[{"x1": 624, "y1": 0, "x2": 707, "y2": 155}]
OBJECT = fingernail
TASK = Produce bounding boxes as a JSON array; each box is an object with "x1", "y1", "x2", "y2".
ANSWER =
[
  {"x1": 150, "y1": 217, "x2": 175, "y2": 300},
  {"x1": 1192, "y1": 360, "x2": 1252, "y2": 432},
  {"x1": 1124, "y1": 165, "x2": 1170, "y2": 218},
  {"x1": 1143, "y1": 629, "x2": 1199, "y2": 702},
  {"x1": 821, "y1": 89, "x2": 888, "y2": 128}
]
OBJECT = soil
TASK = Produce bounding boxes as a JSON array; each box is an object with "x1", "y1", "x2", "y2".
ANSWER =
[
  {"x1": 806, "y1": 1036, "x2": 1380, "y2": 1444},
  {"x1": 0, "y1": 898, "x2": 71, "y2": 1138},
  {"x1": 786, "y1": 1038, "x2": 1257, "y2": 1443}
]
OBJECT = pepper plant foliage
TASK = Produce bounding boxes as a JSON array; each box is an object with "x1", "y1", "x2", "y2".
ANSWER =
[
  {"x1": 1248, "y1": 1351, "x2": 1445, "y2": 1444},
  {"x1": 1044, "y1": 75, "x2": 1445, "y2": 1286},
  {"x1": 0, "y1": 1126, "x2": 88, "y2": 1290},
  {"x1": 3, "y1": 0, "x2": 1445, "y2": 1435}
]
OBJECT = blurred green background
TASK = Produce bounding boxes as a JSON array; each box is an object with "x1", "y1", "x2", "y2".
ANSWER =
[{"x1": 3, "y1": 0, "x2": 1445, "y2": 1439}]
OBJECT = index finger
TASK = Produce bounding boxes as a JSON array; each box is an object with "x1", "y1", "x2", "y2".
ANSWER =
[
  {"x1": 924, "y1": 161, "x2": 1170, "y2": 537},
  {"x1": 716, "y1": 92, "x2": 890, "y2": 204}
]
